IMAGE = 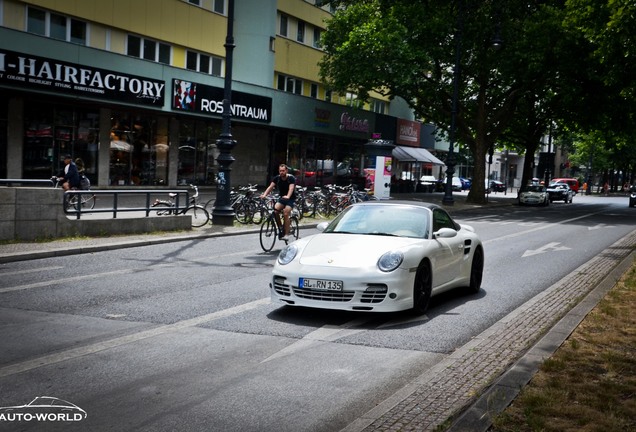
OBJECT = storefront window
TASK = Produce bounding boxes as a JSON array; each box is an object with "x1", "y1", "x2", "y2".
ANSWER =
[
  {"x1": 23, "y1": 102, "x2": 98, "y2": 181},
  {"x1": 110, "y1": 113, "x2": 169, "y2": 185},
  {"x1": 178, "y1": 120, "x2": 219, "y2": 185}
]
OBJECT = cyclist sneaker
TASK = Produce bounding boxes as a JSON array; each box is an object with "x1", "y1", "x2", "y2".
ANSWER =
[
  {"x1": 280, "y1": 235, "x2": 289, "y2": 241},
  {"x1": 278, "y1": 229, "x2": 284, "y2": 239}
]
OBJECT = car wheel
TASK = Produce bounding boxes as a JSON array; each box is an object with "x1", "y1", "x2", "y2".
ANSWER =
[
  {"x1": 467, "y1": 247, "x2": 484, "y2": 294},
  {"x1": 412, "y1": 261, "x2": 432, "y2": 314}
]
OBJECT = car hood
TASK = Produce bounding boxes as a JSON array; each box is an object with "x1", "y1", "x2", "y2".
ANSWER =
[{"x1": 298, "y1": 233, "x2": 420, "y2": 268}]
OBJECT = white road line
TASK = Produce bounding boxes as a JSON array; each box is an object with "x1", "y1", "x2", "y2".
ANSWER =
[
  {"x1": 260, "y1": 317, "x2": 369, "y2": 363},
  {"x1": 483, "y1": 211, "x2": 603, "y2": 245},
  {"x1": 0, "y1": 266, "x2": 64, "y2": 276},
  {"x1": 0, "y1": 250, "x2": 253, "y2": 294},
  {"x1": 0, "y1": 298, "x2": 270, "y2": 378}
]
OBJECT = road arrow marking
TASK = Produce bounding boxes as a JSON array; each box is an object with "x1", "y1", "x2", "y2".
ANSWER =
[
  {"x1": 588, "y1": 223, "x2": 615, "y2": 230},
  {"x1": 522, "y1": 242, "x2": 572, "y2": 258}
]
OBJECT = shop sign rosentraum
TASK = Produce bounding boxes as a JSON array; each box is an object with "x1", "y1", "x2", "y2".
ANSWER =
[{"x1": 172, "y1": 78, "x2": 272, "y2": 123}]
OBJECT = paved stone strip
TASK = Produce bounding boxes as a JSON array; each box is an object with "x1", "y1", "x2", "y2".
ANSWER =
[{"x1": 356, "y1": 231, "x2": 636, "y2": 431}]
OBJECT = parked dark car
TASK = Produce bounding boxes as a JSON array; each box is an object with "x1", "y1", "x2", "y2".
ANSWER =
[
  {"x1": 489, "y1": 180, "x2": 506, "y2": 193},
  {"x1": 547, "y1": 182, "x2": 574, "y2": 203},
  {"x1": 629, "y1": 185, "x2": 636, "y2": 207}
]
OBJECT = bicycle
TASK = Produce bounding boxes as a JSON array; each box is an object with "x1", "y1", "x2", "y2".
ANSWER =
[
  {"x1": 52, "y1": 176, "x2": 96, "y2": 211},
  {"x1": 152, "y1": 184, "x2": 210, "y2": 228},
  {"x1": 259, "y1": 206, "x2": 300, "y2": 252}
]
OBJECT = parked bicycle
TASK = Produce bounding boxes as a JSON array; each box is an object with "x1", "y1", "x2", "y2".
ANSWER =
[
  {"x1": 152, "y1": 184, "x2": 210, "y2": 227},
  {"x1": 259, "y1": 206, "x2": 300, "y2": 252},
  {"x1": 203, "y1": 184, "x2": 267, "y2": 225},
  {"x1": 52, "y1": 176, "x2": 96, "y2": 211}
]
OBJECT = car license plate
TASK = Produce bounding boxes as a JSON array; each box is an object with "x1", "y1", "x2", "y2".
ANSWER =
[{"x1": 299, "y1": 278, "x2": 343, "y2": 291}]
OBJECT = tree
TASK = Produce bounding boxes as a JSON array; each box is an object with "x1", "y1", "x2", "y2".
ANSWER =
[{"x1": 319, "y1": 0, "x2": 601, "y2": 203}]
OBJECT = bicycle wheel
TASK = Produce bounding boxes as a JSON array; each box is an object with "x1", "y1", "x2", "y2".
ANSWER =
[
  {"x1": 82, "y1": 193, "x2": 96, "y2": 210},
  {"x1": 234, "y1": 201, "x2": 251, "y2": 224},
  {"x1": 153, "y1": 202, "x2": 173, "y2": 216},
  {"x1": 65, "y1": 193, "x2": 79, "y2": 211},
  {"x1": 290, "y1": 216, "x2": 300, "y2": 241},
  {"x1": 250, "y1": 200, "x2": 266, "y2": 225},
  {"x1": 184, "y1": 205, "x2": 210, "y2": 227},
  {"x1": 259, "y1": 217, "x2": 277, "y2": 252},
  {"x1": 301, "y1": 194, "x2": 316, "y2": 218}
]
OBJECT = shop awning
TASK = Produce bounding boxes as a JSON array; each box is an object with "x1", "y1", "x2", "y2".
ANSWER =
[{"x1": 392, "y1": 146, "x2": 445, "y2": 166}]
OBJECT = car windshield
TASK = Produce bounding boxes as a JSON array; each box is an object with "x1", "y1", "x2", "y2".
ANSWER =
[
  {"x1": 522, "y1": 185, "x2": 545, "y2": 192},
  {"x1": 324, "y1": 204, "x2": 429, "y2": 238},
  {"x1": 549, "y1": 183, "x2": 567, "y2": 189}
]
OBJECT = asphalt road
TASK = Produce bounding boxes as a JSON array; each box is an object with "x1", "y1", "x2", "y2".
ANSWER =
[{"x1": 0, "y1": 194, "x2": 634, "y2": 431}]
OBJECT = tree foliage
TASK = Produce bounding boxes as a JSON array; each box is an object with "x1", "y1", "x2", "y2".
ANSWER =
[{"x1": 319, "y1": 0, "x2": 635, "y2": 201}]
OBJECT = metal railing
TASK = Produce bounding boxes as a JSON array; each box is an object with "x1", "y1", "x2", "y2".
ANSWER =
[
  {"x1": 63, "y1": 189, "x2": 190, "y2": 220},
  {"x1": 0, "y1": 179, "x2": 55, "y2": 186}
]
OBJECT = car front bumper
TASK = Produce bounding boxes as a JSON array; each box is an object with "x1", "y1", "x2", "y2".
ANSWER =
[{"x1": 270, "y1": 266, "x2": 416, "y2": 312}]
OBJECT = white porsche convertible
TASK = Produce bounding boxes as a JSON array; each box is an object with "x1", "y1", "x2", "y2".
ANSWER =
[{"x1": 270, "y1": 201, "x2": 484, "y2": 314}]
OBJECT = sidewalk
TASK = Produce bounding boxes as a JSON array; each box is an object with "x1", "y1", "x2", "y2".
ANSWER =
[
  {"x1": 3, "y1": 191, "x2": 631, "y2": 431},
  {"x1": 0, "y1": 191, "x2": 515, "y2": 263}
]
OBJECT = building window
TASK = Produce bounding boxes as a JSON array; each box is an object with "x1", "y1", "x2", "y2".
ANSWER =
[
  {"x1": 313, "y1": 28, "x2": 322, "y2": 48},
  {"x1": 49, "y1": 13, "x2": 66, "y2": 41},
  {"x1": 297, "y1": 20, "x2": 305, "y2": 43},
  {"x1": 27, "y1": 7, "x2": 46, "y2": 36},
  {"x1": 185, "y1": 0, "x2": 224, "y2": 14},
  {"x1": 345, "y1": 92, "x2": 358, "y2": 107},
  {"x1": 128, "y1": 35, "x2": 171, "y2": 65},
  {"x1": 310, "y1": 83, "x2": 318, "y2": 99},
  {"x1": 277, "y1": 74, "x2": 302, "y2": 95},
  {"x1": 26, "y1": 6, "x2": 87, "y2": 45},
  {"x1": 213, "y1": 0, "x2": 225, "y2": 14},
  {"x1": 372, "y1": 99, "x2": 386, "y2": 114},
  {"x1": 279, "y1": 14, "x2": 288, "y2": 37},
  {"x1": 186, "y1": 51, "x2": 223, "y2": 76}
]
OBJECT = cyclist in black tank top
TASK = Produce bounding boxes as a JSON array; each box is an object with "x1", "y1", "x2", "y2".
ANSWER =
[{"x1": 261, "y1": 164, "x2": 296, "y2": 241}]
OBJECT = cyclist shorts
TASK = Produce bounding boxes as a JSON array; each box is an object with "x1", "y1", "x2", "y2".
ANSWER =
[{"x1": 277, "y1": 197, "x2": 295, "y2": 208}]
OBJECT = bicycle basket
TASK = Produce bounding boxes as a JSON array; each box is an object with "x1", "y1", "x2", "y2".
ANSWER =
[{"x1": 80, "y1": 175, "x2": 91, "y2": 190}]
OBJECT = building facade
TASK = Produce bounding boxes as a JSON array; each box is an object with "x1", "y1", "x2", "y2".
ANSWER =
[{"x1": 0, "y1": 0, "x2": 441, "y2": 189}]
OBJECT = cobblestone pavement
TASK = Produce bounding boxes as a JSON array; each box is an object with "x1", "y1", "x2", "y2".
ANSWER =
[{"x1": 2, "y1": 191, "x2": 633, "y2": 431}]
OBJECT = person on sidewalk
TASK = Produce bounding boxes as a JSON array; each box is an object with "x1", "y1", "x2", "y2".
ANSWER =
[{"x1": 261, "y1": 164, "x2": 296, "y2": 241}]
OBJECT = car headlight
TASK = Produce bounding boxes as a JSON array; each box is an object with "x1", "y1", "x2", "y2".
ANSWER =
[
  {"x1": 377, "y1": 251, "x2": 403, "y2": 272},
  {"x1": 277, "y1": 244, "x2": 298, "y2": 265}
]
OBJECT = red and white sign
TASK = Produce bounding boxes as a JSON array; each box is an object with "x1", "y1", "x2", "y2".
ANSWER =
[{"x1": 396, "y1": 119, "x2": 421, "y2": 146}]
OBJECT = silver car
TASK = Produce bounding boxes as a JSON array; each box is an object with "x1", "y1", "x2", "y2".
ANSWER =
[{"x1": 518, "y1": 185, "x2": 549, "y2": 206}]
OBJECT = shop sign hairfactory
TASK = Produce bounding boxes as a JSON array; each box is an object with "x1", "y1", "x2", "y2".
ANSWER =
[{"x1": 0, "y1": 49, "x2": 165, "y2": 106}]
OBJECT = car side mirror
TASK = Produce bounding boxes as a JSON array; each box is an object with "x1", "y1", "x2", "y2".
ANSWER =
[
  {"x1": 434, "y1": 228, "x2": 457, "y2": 239},
  {"x1": 316, "y1": 221, "x2": 329, "y2": 232}
]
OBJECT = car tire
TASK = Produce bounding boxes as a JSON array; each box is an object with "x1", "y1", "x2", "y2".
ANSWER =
[
  {"x1": 412, "y1": 261, "x2": 432, "y2": 314},
  {"x1": 467, "y1": 247, "x2": 484, "y2": 294}
]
